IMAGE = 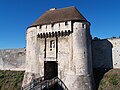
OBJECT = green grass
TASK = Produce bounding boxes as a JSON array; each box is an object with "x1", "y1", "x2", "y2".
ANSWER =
[
  {"x1": 0, "y1": 70, "x2": 24, "y2": 90},
  {"x1": 98, "y1": 69, "x2": 120, "y2": 90},
  {"x1": 108, "y1": 74, "x2": 118, "y2": 86}
]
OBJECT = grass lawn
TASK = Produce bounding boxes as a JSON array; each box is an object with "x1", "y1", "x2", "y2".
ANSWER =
[{"x1": 0, "y1": 70, "x2": 24, "y2": 90}]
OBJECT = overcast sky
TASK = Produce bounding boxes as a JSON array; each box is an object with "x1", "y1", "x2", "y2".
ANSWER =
[{"x1": 0, "y1": 0, "x2": 120, "y2": 49}]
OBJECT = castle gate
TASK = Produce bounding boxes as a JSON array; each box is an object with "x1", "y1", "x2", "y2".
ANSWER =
[{"x1": 44, "y1": 61, "x2": 58, "y2": 80}]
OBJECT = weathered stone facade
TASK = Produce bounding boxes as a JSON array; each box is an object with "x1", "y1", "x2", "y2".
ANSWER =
[{"x1": 22, "y1": 7, "x2": 93, "y2": 90}]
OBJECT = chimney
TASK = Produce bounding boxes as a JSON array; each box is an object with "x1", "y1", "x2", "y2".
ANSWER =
[{"x1": 49, "y1": 8, "x2": 56, "y2": 11}]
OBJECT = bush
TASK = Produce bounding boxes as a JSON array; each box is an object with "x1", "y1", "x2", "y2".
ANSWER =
[
  {"x1": 98, "y1": 69, "x2": 120, "y2": 90},
  {"x1": 109, "y1": 74, "x2": 118, "y2": 85}
]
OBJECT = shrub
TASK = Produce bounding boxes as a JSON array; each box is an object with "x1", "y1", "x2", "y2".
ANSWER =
[{"x1": 109, "y1": 74, "x2": 118, "y2": 85}]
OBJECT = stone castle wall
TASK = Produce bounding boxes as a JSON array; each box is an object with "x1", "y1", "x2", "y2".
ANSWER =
[
  {"x1": 0, "y1": 38, "x2": 120, "y2": 71},
  {"x1": 0, "y1": 48, "x2": 26, "y2": 71},
  {"x1": 92, "y1": 38, "x2": 120, "y2": 69}
]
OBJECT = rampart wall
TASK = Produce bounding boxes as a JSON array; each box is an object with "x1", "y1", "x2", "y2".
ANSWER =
[
  {"x1": 92, "y1": 38, "x2": 120, "y2": 69},
  {"x1": 0, "y1": 38, "x2": 120, "y2": 71}
]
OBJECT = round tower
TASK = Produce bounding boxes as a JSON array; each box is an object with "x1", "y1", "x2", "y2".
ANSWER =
[
  {"x1": 22, "y1": 27, "x2": 41, "y2": 86},
  {"x1": 64, "y1": 21, "x2": 93, "y2": 90}
]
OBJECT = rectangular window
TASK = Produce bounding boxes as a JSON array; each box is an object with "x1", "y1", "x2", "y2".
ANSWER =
[
  {"x1": 65, "y1": 21, "x2": 68, "y2": 26},
  {"x1": 51, "y1": 24, "x2": 54, "y2": 27},
  {"x1": 59, "y1": 23, "x2": 60, "y2": 27},
  {"x1": 82, "y1": 24, "x2": 84, "y2": 28},
  {"x1": 39, "y1": 25, "x2": 42, "y2": 29},
  {"x1": 82, "y1": 24, "x2": 87, "y2": 29}
]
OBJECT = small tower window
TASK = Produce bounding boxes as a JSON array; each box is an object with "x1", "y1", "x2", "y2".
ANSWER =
[
  {"x1": 65, "y1": 21, "x2": 68, "y2": 26},
  {"x1": 46, "y1": 25, "x2": 47, "y2": 29},
  {"x1": 82, "y1": 24, "x2": 86, "y2": 29},
  {"x1": 39, "y1": 25, "x2": 42, "y2": 29},
  {"x1": 59, "y1": 24, "x2": 60, "y2": 27},
  {"x1": 51, "y1": 24, "x2": 54, "y2": 27},
  {"x1": 82, "y1": 24, "x2": 84, "y2": 28}
]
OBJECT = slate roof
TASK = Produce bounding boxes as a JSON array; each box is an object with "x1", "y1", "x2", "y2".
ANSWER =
[{"x1": 30, "y1": 6, "x2": 88, "y2": 27}]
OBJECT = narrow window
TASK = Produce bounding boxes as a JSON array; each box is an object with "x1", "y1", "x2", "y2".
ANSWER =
[
  {"x1": 50, "y1": 40, "x2": 52, "y2": 51},
  {"x1": 50, "y1": 40, "x2": 53, "y2": 48},
  {"x1": 39, "y1": 25, "x2": 42, "y2": 29},
  {"x1": 50, "y1": 40, "x2": 55, "y2": 51},
  {"x1": 51, "y1": 24, "x2": 54, "y2": 27},
  {"x1": 65, "y1": 21, "x2": 68, "y2": 26},
  {"x1": 82, "y1": 24, "x2": 84, "y2": 28},
  {"x1": 86, "y1": 24, "x2": 88, "y2": 29},
  {"x1": 59, "y1": 24, "x2": 60, "y2": 27}
]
